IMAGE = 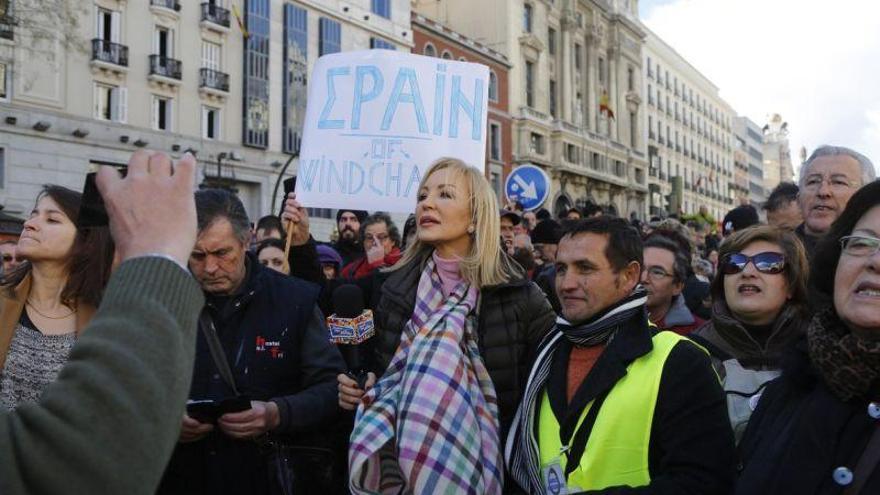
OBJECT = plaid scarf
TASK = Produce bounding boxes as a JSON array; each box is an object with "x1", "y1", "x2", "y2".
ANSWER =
[
  {"x1": 349, "y1": 257, "x2": 503, "y2": 494},
  {"x1": 504, "y1": 287, "x2": 648, "y2": 492}
]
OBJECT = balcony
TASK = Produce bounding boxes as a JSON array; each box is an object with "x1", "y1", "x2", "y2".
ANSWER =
[
  {"x1": 0, "y1": 15, "x2": 15, "y2": 41},
  {"x1": 151, "y1": 0, "x2": 181, "y2": 12},
  {"x1": 201, "y1": 3, "x2": 231, "y2": 31},
  {"x1": 200, "y1": 68, "x2": 229, "y2": 94},
  {"x1": 149, "y1": 55, "x2": 182, "y2": 84},
  {"x1": 91, "y1": 39, "x2": 129, "y2": 70}
]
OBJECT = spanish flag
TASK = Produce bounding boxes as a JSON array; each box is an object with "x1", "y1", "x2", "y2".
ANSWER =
[
  {"x1": 599, "y1": 89, "x2": 615, "y2": 120},
  {"x1": 232, "y1": 3, "x2": 249, "y2": 39}
]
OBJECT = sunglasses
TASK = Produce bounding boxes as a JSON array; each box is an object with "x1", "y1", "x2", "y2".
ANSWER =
[{"x1": 721, "y1": 252, "x2": 786, "y2": 275}]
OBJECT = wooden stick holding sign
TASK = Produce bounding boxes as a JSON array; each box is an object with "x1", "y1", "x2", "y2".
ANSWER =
[{"x1": 283, "y1": 176, "x2": 297, "y2": 262}]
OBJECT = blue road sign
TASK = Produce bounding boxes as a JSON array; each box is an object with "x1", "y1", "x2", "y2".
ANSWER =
[{"x1": 505, "y1": 164, "x2": 550, "y2": 211}]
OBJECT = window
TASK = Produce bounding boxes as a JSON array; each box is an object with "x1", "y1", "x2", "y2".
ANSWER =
[
  {"x1": 201, "y1": 41, "x2": 221, "y2": 70},
  {"x1": 646, "y1": 56, "x2": 652, "y2": 76},
  {"x1": 370, "y1": 37, "x2": 395, "y2": 50},
  {"x1": 154, "y1": 26, "x2": 173, "y2": 58},
  {"x1": 319, "y1": 17, "x2": 341, "y2": 55},
  {"x1": 489, "y1": 122, "x2": 501, "y2": 161},
  {"x1": 549, "y1": 79, "x2": 557, "y2": 118},
  {"x1": 94, "y1": 83, "x2": 126, "y2": 122},
  {"x1": 598, "y1": 57, "x2": 605, "y2": 86},
  {"x1": 441, "y1": 50, "x2": 452, "y2": 60},
  {"x1": 566, "y1": 143, "x2": 578, "y2": 163},
  {"x1": 244, "y1": 0, "x2": 270, "y2": 148},
  {"x1": 283, "y1": 3, "x2": 307, "y2": 154},
  {"x1": 488, "y1": 71, "x2": 498, "y2": 101},
  {"x1": 490, "y1": 170, "x2": 502, "y2": 203},
  {"x1": 525, "y1": 60, "x2": 534, "y2": 107},
  {"x1": 523, "y1": 3, "x2": 532, "y2": 33},
  {"x1": 548, "y1": 28, "x2": 556, "y2": 55},
  {"x1": 371, "y1": 0, "x2": 390, "y2": 19},
  {"x1": 96, "y1": 7, "x2": 120, "y2": 42},
  {"x1": 0, "y1": 62, "x2": 7, "y2": 100},
  {"x1": 574, "y1": 43, "x2": 582, "y2": 70},
  {"x1": 627, "y1": 66, "x2": 634, "y2": 92},
  {"x1": 202, "y1": 106, "x2": 220, "y2": 140},
  {"x1": 423, "y1": 43, "x2": 436, "y2": 57},
  {"x1": 152, "y1": 95, "x2": 172, "y2": 131},
  {"x1": 629, "y1": 112, "x2": 638, "y2": 148},
  {"x1": 530, "y1": 132, "x2": 545, "y2": 154}
]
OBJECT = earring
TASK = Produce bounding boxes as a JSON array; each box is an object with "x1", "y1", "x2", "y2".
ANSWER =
[{"x1": 467, "y1": 225, "x2": 475, "y2": 234}]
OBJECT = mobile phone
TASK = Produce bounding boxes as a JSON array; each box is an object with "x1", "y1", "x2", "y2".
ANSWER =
[{"x1": 77, "y1": 164, "x2": 127, "y2": 228}]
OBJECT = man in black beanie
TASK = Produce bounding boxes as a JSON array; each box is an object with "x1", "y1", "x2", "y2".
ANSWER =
[
  {"x1": 332, "y1": 209, "x2": 368, "y2": 266},
  {"x1": 530, "y1": 219, "x2": 562, "y2": 314},
  {"x1": 721, "y1": 204, "x2": 759, "y2": 237}
]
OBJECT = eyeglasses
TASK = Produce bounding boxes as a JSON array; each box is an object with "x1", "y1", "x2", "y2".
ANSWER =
[
  {"x1": 840, "y1": 235, "x2": 880, "y2": 257},
  {"x1": 364, "y1": 233, "x2": 389, "y2": 243},
  {"x1": 721, "y1": 252, "x2": 786, "y2": 275},
  {"x1": 643, "y1": 266, "x2": 673, "y2": 280},
  {"x1": 802, "y1": 175, "x2": 859, "y2": 193}
]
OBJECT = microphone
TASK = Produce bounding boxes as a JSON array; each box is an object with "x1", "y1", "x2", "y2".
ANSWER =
[{"x1": 327, "y1": 284, "x2": 375, "y2": 389}]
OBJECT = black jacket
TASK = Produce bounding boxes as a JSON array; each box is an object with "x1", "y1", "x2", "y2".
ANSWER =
[
  {"x1": 546, "y1": 314, "x2": 737, "y2": 495},
  {"x1": 159, "y1": 255, "x2": 345, "y2": 495},
  {"x1": 736, "y1": 337, "x2": 880, "y2": 494},
  {"x1": 365, "y1": 252, "x2": 555, "y2": 440}
]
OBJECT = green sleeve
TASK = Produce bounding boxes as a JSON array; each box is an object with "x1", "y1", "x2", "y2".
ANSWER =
[{"x1": 0, "y1": 257, "x2": 204, "y2": 495}]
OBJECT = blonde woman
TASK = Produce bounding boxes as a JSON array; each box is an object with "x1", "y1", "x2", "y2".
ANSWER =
[{"x1": 332, "y1": 158, "x2": 555, "y2": 493}]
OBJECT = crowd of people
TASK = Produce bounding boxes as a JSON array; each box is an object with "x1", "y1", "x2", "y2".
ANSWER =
[{"x1": 0, "y1": 144, "x2": 878, "y2": 494}]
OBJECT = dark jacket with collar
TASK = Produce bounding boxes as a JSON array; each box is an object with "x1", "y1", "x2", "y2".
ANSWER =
[
  {"x1": 691, "y1": 301, "x2": 807, "y2": 376},
  {"x1": 159, "y1": 254, "x2": 345, "y2": 495},
  {"x1": 737, "y1": 336, "x2": 880, "y2": 494},
  {"x1": 547, "y1": 311, "x2": 736, "y2": 495},
  {"x1": 363, "y1": 251, "x2": 555, "y2": 440},
  {"x1": 796, "y1": 223, "x2": 834, "y2": 311}
]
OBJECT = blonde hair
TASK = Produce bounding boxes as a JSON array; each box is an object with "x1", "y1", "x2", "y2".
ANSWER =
[{"x1": 391, "y1": 157, "x2": 521, "y2": 287}]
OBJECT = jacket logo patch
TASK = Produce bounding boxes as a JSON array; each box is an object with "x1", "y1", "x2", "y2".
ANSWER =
[{"x1": 255, "y1": 336, "x2": 284, "y2": 358}]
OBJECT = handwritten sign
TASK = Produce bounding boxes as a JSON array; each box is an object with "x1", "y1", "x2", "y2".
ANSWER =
[{"x1": 296, "y1": 50, "x2": 489, "y2": 213}]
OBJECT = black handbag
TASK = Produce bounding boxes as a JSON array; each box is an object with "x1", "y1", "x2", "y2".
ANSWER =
[{"x1": 198, "y1": 312, "x2": 346, "y2": 495}]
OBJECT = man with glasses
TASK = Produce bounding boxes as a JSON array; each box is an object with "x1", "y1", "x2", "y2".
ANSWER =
[
  {"x1": 796, "y1": 145, "x2": 875, "y2": 259},
  {"x1": 641, "y1": 235, "x2": 703, "y2": 335},
  {"x1": 340, "y1": 212, "x2": 402, "y2": 279}
]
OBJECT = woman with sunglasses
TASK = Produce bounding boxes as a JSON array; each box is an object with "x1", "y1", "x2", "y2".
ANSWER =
[
  {"x1": 691, "y1": 225, "x2": 810, "y2": 442},
  {"x1": 736, "y1": 181, "x2": 880, "y2": 494}
]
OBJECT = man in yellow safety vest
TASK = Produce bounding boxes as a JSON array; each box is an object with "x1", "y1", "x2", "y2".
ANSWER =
[{"x1": 505, "y1": 216, "x2": 736, "y2": 494}]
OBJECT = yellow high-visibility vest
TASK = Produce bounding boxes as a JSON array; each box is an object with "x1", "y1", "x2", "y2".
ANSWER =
[{"x1": 537, "y1": 331, "x2": 687, "y2": 491}]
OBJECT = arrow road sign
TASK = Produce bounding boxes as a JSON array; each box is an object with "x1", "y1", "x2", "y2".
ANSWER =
[{"x1": 505, "y1": 164, "x2": 550, "y2": 211}]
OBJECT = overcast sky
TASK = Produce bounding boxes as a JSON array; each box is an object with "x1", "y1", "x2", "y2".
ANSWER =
[{"x1": 640, "y1": 0, "x2": 880, "y2": 177}]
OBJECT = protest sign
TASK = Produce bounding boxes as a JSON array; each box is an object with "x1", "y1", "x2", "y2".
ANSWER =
[{"x1": 295, "y1": 50, "x2": 489, "y2": 213}]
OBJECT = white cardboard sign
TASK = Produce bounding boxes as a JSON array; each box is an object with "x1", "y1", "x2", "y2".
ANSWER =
[{"x1": 295, "y1": 50, "x2": 489, "y2": 213}]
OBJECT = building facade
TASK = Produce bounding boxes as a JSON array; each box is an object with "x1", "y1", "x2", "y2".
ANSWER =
[
  {"x1": 410, "y1": 12, "x2": 512, "y2": 203},
  {"x1": 414, "y1": 0, "x2": 649, "y2": 218},
  {"x1": 643, "y1": 26, "x2": 736, "y2": 221},
  {"x1": 762, "y1": 113, "x2": 794, "y2": 195},
  {"x1": 734, "y1": 116, "x2": 765, "y2": 207},
  {"x1": 0, "y1": 0, "x2": 411, "y2": 239}
]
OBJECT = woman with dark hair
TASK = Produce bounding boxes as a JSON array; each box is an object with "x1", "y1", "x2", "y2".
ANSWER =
[
  {"x1": 0, "y1": 185, "x2": 113, "y2": 409},
  {"x1": 737, "y1": 180, "x2": 880, "y2": 494},
  {"x1": 690, "y1": 225, "x2": 810, "y2": 442},
  {"x1": 255, "y1": 237, "x2": 289, "y2": 275}
]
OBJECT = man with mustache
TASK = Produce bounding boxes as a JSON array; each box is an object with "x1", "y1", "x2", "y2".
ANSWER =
[
  {"x1": 796, "y1": 145, "x2": 875, "y2": 259},
  {"x1": 331, "y1": 209, "x2": 368, "y2": 266}
]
